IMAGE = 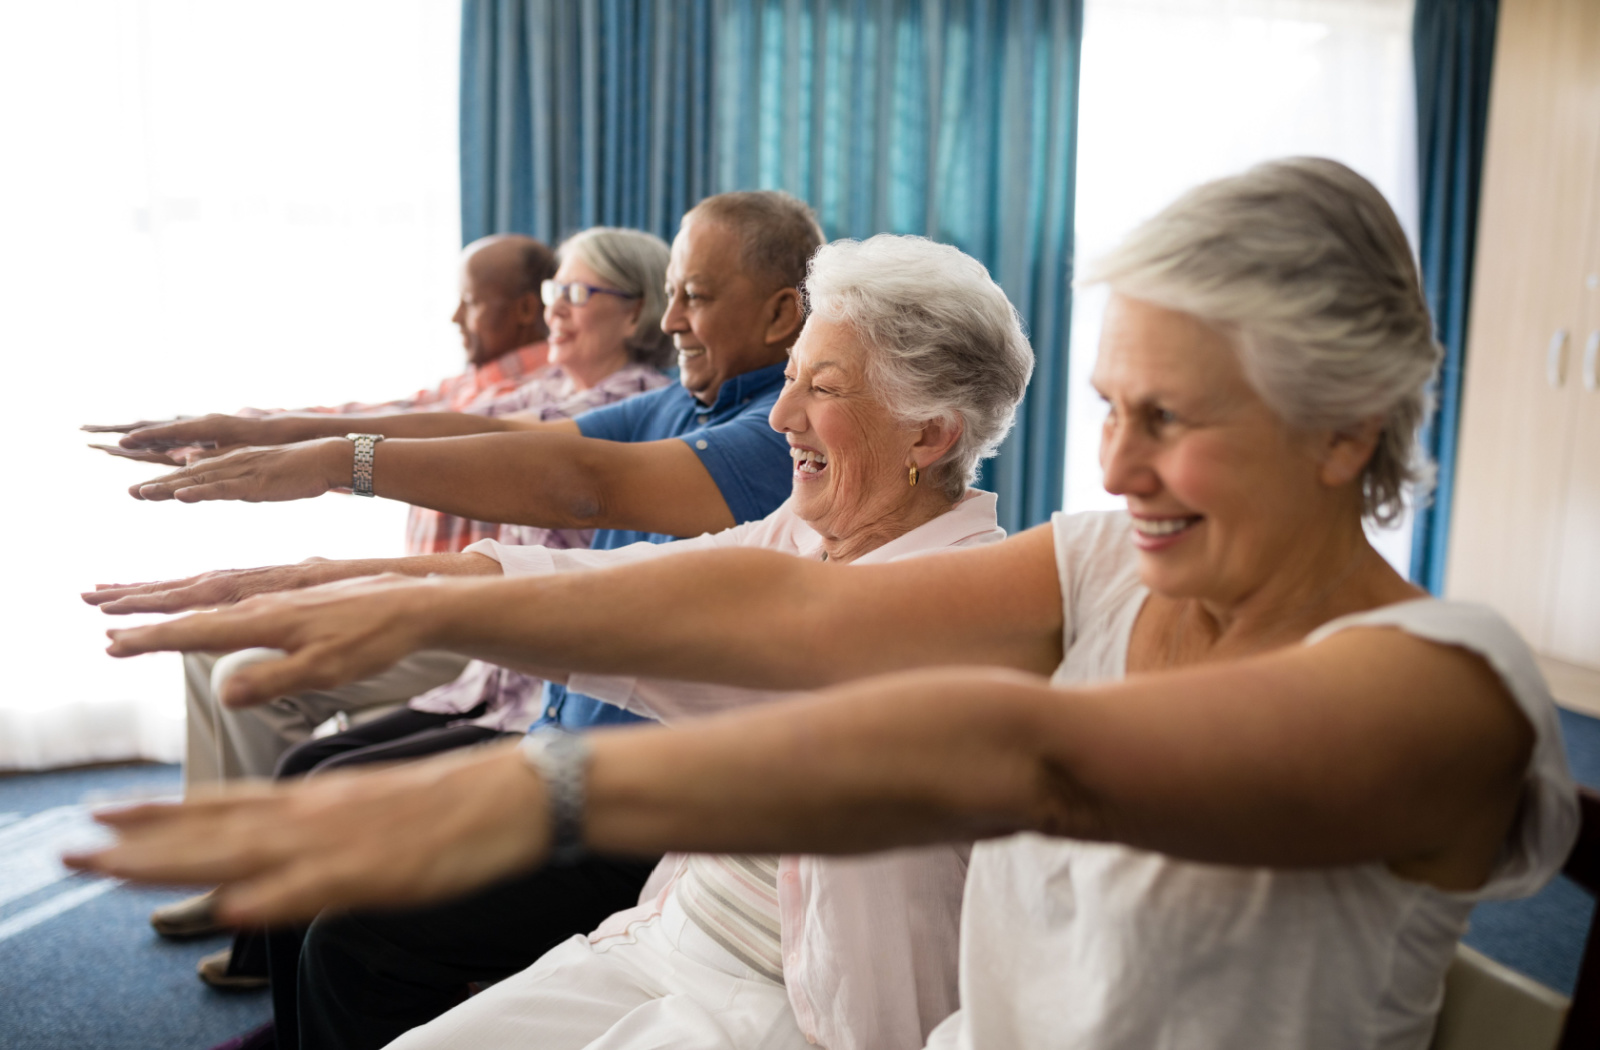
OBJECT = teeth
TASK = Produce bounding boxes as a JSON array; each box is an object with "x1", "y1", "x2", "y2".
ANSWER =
[
  {"x1": 1133, "y1": 517, "x2": 1197, "y2": 537},
  {"x1": 789, "y1": 447, "x2": 829, "y2": 473}
]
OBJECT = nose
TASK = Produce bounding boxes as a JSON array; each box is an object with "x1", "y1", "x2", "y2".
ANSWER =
[
  {"x1": 451, "y1": 300, "x2": 466, "y2": 327},
  {"x1": 768, "y1": 376, "x2": 804, "y2": 435},
  {"x1": 661, "y1": 290, "x2": 687, "y2": 334},
  {"x1": 1099, "y1": 412, "x2": 1158, "y2": 498}
]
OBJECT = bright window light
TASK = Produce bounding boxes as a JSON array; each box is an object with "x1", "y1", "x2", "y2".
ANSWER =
[{"x1": 0, "y1": 0, "x2": 461, "y2": 769}]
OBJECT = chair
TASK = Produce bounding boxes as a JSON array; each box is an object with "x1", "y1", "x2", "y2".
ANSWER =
[{"x1": 1430, "y1": 786, "x2": 1600, "y2": 1050}]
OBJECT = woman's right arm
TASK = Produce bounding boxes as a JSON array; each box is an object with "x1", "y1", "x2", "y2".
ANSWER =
[
  {"x1": 104, "y1": 410, "x2": 560, "y2": 451},
  {"x1": 104, "y1": 524, "x2": 1066, "y2": 702},
  {"x1": 84, "y1": 552, "x2": 504, "y2": 615}
]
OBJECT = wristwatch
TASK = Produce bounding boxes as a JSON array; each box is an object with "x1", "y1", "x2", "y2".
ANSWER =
[
  {"x1": 344, "y1": 433, "x2": 385, "y2": 496},
  {"x1": 518, "y1": 727, "x2": 591, "y2": 864}
]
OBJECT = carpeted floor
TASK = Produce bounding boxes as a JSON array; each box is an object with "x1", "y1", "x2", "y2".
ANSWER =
[{"x1": 3, "y1": 707, "x2": 1599, "y2": 1049}]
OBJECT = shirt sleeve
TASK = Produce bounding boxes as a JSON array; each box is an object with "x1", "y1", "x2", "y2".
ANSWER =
[
  {"x1": 676, "y1": 407, "x2": 794, "y2": 524},
  {"x1": 574, "y1": 388, "x2": 659, "y2": 442}
]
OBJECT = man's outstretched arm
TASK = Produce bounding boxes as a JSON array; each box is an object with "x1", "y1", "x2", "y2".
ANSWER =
[
  {"x1": 127, "y1": 430, "x2": 739, "y2": 539},
  {"x1": 89, "y1": 410, "x2": 565, "y2": 452}
]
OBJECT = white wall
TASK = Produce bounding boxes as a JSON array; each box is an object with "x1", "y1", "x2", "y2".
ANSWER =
[{"x1": 0, "y1": 0, "x2": 462, "y2": 768}]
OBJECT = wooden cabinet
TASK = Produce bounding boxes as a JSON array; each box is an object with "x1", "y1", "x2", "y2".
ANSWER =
[{"x1": 1445, "y1": 0, "x2": 1600, "y2": 672}]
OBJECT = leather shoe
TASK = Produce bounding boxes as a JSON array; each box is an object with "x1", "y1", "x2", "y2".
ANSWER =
[
  {"x1": 150, "y1": 889, "x2": 228, "y2": 938},
  {"x1": 198, "y1": 947, "x2": 269, "y2": 991}
]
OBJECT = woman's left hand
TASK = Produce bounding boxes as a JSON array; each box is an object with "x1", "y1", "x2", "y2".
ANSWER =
[
  {"x1": 104, "y1": 574, "x2": 457, "y2": 708},
  {"x1": 63, "y1": 742, "x2": 551, "y2": 924}
]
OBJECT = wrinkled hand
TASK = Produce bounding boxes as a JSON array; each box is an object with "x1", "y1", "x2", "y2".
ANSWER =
[
  {"x1": 105, "y1": 574, "x2": 450, "y2": 706},
  {"x1": 128, "y1": 438, "x2": 351, "y2": 503},
  {"x1": 63, "y1": 742, "x2": 551, "y2": 924},
  {"x1": 84, "y1": 558, "x2": 336, "y2": 615}
]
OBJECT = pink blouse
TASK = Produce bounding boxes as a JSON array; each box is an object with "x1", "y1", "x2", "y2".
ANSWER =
[{"x1": 465, "y1": 490, "x2": 1005, "y2": 1050}]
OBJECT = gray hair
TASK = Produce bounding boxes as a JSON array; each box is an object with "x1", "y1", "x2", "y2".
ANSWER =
[
  {"x1": 1085, "y1": 157, "x2": 1441, "y2": 525},
  {"x1": 687, "y1": 191, "x2": 825, "y2": 293},
  {"x1": 559, "y1": 227, "x2": 673, "y2": 367},
  {"x1": 805, "y1": 235, "x2": 1035, "y2": 498}
]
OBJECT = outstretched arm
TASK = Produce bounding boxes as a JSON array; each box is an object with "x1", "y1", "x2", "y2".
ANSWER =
[
  {"x1": 122, "y1": 430, "x2": 739, "y2": 538},
  {"x1": 104, "y1": 525, "x2": 1067, "y2": 704},
  {"x1": 89, "y1": 410, "x2": 561, "y2": 453},
  {"x1": 83, "y1": 551, "x2": 503, "y2": 615},
  {"x1": 68, "y1": 629, "x2": 1532, "y2": 924}
]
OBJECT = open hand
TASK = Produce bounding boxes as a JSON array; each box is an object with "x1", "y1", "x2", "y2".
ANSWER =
[
  {"x1": 63, "y1": 742, "x2": 552, "y2": 924},
  {"x1": 84, "y1": 559, "x2": 337, "y2": 615},
  {"x1": 128, "y1": 438, "x2": 351, "y2": 503},
  {"x1": 105, "y1": 573, "x2": 451, "y2": 706}
]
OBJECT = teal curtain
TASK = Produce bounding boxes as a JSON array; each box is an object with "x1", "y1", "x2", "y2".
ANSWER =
[
  {"x1": 1409, "y1": 0, "x2": 1499, "y2": 593},
  {"x1": 460, "y1": 0, "x2": 1083, "y2": 532}
]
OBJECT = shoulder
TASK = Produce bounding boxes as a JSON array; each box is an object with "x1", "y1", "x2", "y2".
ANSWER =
[
  {"x1": 1050, "y1": 510, "x2": 1141, "y2": 622},
  {"x1": 575, "y1": 382, "x2": 687, "y2": 440},
  {"x1": 1305, "y1": 598, "x2": 1578, "y2": 897}
]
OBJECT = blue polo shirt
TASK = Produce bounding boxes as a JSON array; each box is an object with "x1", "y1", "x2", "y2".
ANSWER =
[{"x1": 534, "y1": 360, "x2": 792, "y2": 730}]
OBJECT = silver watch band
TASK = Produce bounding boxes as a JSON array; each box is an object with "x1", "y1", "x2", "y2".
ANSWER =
[
  {"x1": 518, "y1": 727, "x2": 590, "y2": 864},
  {"x1": 345, "y1": 433, "x2": 385, "y2": 497}
]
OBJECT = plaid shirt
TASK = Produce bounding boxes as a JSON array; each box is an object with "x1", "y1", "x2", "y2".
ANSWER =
[{"x1": 401, "y1": 363, "x2": 670, "y2": 554}]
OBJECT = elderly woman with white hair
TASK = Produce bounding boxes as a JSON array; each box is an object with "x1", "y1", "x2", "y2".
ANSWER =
[
  {"x1": 86, "y1": 232, "x2": 1034, "y2": 1050},
  {"x1": 78, "y1": 159, "x2": 1576, "y2": 1050}
]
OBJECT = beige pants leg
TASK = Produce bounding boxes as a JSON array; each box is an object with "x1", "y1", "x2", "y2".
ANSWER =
[{"x1": 182, "y1": 649, "x2": 474, "y2": 790}]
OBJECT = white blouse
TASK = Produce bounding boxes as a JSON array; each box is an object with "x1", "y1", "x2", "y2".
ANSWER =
[{"x1": 926, "y1": 510, "x2": 1579, "y2": 1050}]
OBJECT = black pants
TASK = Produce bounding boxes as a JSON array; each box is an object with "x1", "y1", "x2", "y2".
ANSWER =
[
  {"x1": 229, "y1": 707, "x2": 506, "y2": 979},
  {"x1": 276, "y1": 853, "x2": 660, "y2": 1050},
  {"x1": 244, "y1": 706, "x2": 659, "y2": 1050}
]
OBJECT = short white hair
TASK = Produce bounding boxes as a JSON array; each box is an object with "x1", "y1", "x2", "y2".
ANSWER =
[
  {"x1": 1086, "y1": 157, "x2": 1441, "y2": 525},
  {"x1": 805, "y1": 235, "x2": 1035, "y2": 497},
  {"x1": 559, "y1": 227, "x2": 673, "y2": 367}
]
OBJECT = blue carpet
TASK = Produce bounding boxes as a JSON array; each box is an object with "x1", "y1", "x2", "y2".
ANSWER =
[
  {"x1": 0, "y1": 763, "x2": 269, "y2": 1050},
  {"x1": 3, "y1": 708, "x2": 1599, "y2": 1047}
]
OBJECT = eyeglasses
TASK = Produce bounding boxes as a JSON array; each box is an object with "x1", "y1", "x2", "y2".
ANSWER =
[{"x1": 540, "y1": 280, "x2": 640, "y2": 308}]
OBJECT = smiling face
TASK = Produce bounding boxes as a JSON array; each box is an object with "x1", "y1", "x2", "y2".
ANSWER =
[
  {"x1": 770, "y1": 318, "x2": 944, "y2": 545},
  {"x1": 662, "y1": 215, "x2": 795, "y2": 404},
  {"x1": 1093, "y1": 294, "x2": 1357, "y2": 607},
  {"x1": 543, "y1": 257, "x2": 641, "y2": 386}
]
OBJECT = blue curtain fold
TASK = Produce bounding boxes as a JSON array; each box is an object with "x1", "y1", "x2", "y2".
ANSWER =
[
  {"x1": 1409, "y1": 0, "x2": 1499, "y2": 593},
  {"x1": 460, "y1": 0, "x2": 1083, "y2": 532}
]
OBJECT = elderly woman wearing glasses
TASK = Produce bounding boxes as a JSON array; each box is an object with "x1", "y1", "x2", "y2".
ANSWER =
[{"x1": 75, "y1": 160, "x2": 1577, "y2": 1050}]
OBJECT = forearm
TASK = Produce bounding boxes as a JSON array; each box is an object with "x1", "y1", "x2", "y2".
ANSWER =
[
  {"x1": 268, "y1": 411, "x2": 528, "y2": 442},
  {"x1": 367, "y1": 432, "x2": 612, "y2": 530},
  {"x1": 582, "y1": 668, "x2": 1064, "y2": 856},
  {"x1": 421, "y1": 540, "x2": 1061, "y2": 689}
]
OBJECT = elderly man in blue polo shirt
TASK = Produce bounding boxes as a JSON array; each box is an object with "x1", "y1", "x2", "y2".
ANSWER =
[{"x1": 95, "y1": 191, "x2": 823, "y2": 1050}]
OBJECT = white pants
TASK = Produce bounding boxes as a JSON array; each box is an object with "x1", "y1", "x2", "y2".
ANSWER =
[
  {"x1": 387, "y1": 897, "x2": 814, "y2": 1050},
  {"x1": 182, "y1": 648, "x2": 473, "y2": 788}
]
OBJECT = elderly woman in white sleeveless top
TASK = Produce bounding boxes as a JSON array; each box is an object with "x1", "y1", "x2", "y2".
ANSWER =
[{"x1": 77, "y1": 159, "x2": 1577, "y2": 1050}]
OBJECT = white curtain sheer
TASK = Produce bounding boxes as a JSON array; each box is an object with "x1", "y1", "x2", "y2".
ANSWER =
[
  {"x1": 0, "y1": 1, "x2": 461, "y2": 769},
  {"x1": 1065, "y1": 0, "x2": 1419, "y2": 571}
]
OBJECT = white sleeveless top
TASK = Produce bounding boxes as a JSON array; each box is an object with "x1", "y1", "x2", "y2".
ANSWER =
[{"x1": 927, "y1": 511, "x2": 1579, "y2": 1050}]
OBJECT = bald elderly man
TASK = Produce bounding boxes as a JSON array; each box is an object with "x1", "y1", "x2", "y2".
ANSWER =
[{"x1": 91, "y1": 234, "x2": 563, "y2": 555}]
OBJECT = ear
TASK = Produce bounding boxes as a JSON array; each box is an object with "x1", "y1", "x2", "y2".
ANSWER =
[
  {"x1": 762, "y1": 287, "x2": 805, "y2": 348},
  {"x1": 1315, "y1": 416, "x2": 1384, "y2": 489},
  {"x1": 619, "y1": 296, "x2": 646, "y2": 342},
  {"x1": 515, "y1": 291, "x2": 548, "y2": 341},
  {"x1": 910, "y1": 415, "x2": 964, "y2": 471}
]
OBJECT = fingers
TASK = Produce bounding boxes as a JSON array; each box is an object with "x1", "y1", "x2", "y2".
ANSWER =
[
  {"x1": 106, "y1": 609, "x2": 286, "y2": 660},
  {"x1": 80, "y1": 419, "x2": 178, "y2": 434},
  {"x1": 87, "y1": 443, "x2": 184, "y2": 466},
  {"x1": 129, "y1": 466, "x2": 206, "y2": 501}
]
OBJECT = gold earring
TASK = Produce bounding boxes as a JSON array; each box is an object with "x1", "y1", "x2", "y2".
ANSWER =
[{"x1": 908, "y1": 464, "x2": 919, "y2": 487}]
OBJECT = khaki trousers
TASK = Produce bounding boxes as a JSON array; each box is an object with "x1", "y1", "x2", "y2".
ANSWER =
[{"x1": 182, "y1": 648, "x2": 473, "y2": 789}]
